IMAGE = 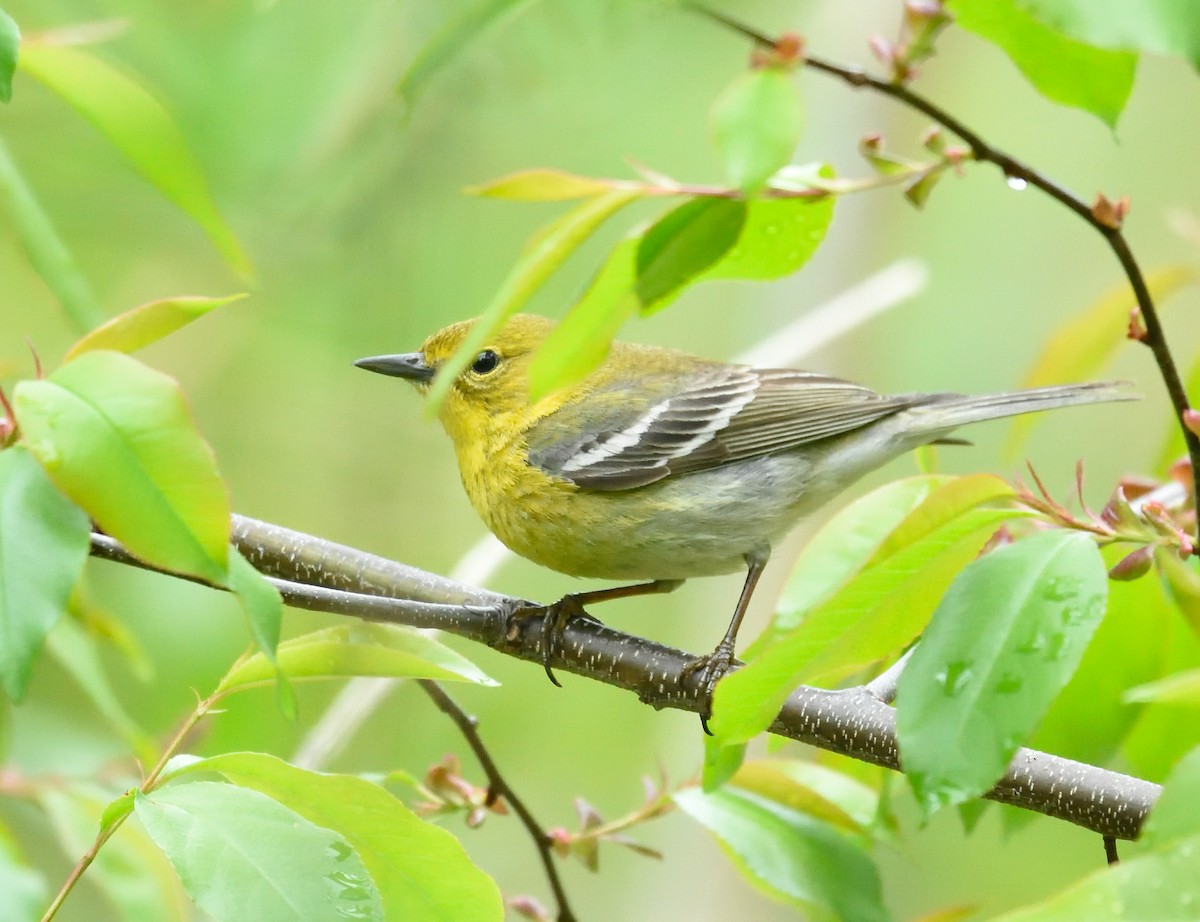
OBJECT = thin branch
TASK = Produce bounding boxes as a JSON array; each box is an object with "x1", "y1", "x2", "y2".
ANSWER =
[
  {"x1": 90, "y1": 517, "x2": 1161, "y2": 841},
  {"x1": 1104, "y1": 835, "x2": 1120, "y2": 865},
  {"x1": 864, "y1": 647, "x2": 914, "y2": 704},
  {"x1": 690, "y1": 4, "x2": 1200, "y2": 541},
  {"x1": 419, "y1": 681, "x2": 577, "y2": 922}
]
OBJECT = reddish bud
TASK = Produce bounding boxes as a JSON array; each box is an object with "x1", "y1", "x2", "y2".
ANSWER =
[
  {"x1": 574, "y1": 797, "x2": 603, "y2": 831},
  {"x1": 1127, "y1": 307, "x2": 1147, "y2": 341},
  {"x1": 1169, "y1": 457, "x2": 1194, "y2": 485},
  {"x1": 773, "y1": 32, "x2": 804, "y2": 63},
  {"x1": 1108, "y1": 544, "x2": 1153, "y2": 581},
  {"x1": 1092, "y1": 193, "x2": 1131, "y2": 229},
  {"x1": 508, "y1": 895, "x2": 551, "y2": 921},
  {"x1": 1100, "y1": 485, "x2": 1141, "y2": 530},
  {"x1": 979, "y1": 526, "x2": 1014, "y2": 556},
  {"x1": 1184, "y1": 409, "x2": 1200, "y2": 439},
  {"x1": 868, "y1": 35, "x2": 894, "y2": 67},
  {"x1": 547, "y1": 827, "x2": 572, "y2": 858},
  {"x1": 859, "y1": 133, "x2": 884, "y2": 156}
]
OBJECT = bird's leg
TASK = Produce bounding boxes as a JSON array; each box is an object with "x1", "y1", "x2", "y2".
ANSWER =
[
  {"x1": 513, "y1": 579, "x2": 685, "y2": 686},
  {"x1": 682, "y1": 551, "x2": 769, "y2": 735}
]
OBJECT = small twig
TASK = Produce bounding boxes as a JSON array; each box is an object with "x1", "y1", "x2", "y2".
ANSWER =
[
  {"x1": 418, "y1": 681, "x2": 577, "y2": 922},
  {"x1": 689, "y1": 3, "x2": 1200, "y2": 544},
  {"x1": 863, "y1": 648, "x2": 914, "y2": 704},
  {"x1": 1104, "y1": 834, "x2": 1120, "y2": 865},
  {"x1": 41, "y1": 691, "x2": 220, "y2": 921}
]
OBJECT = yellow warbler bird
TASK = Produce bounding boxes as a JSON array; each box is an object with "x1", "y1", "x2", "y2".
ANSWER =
[{"x1": 356, "y1": 314, "x2": 1132, "y2": 724}]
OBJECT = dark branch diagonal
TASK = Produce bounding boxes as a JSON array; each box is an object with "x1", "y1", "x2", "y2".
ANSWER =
[{"x1": 90, "y1": 515, "x2": 1160, "y2": 842}]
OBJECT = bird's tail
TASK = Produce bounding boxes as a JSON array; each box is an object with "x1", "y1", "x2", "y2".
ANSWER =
[{"x1": 900, "y1": 381, "x2": 1138, "y2": 436}]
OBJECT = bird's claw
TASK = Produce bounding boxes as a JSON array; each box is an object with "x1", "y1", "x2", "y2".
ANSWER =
[
  {"x1": 508, "y1": 595, "x2": 595, "y2": 687},
  {"x1": 681, "y1": 641, "x2": 737, "y2": 735}
]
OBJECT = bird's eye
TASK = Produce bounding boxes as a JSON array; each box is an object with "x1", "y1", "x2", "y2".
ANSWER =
[{"x1": 471, "y1": 350, "x2": 500, "y2": 375}]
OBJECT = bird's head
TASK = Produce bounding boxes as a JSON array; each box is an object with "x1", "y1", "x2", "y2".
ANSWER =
[{"x1": 355, "y1": 313, "x2": 558, "y2": 440}]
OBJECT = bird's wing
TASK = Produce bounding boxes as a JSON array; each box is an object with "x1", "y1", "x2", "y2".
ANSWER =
[{"x1": 526, "y1": 365, "x2": 923, "y2": 491}]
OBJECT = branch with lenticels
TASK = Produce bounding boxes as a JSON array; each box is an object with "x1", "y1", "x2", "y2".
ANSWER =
[{"x1": 90, "y1": 514, "x2": 1161, "y2": 842}]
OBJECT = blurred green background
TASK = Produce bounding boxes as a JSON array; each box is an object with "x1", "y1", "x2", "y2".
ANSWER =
[{"x1": 4, "y1": 0, "x2": 1199, "y2": 918}]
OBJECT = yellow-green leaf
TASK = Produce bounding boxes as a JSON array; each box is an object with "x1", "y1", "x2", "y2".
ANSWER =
[
  {"x1": 219, "y1": 622, "x2": 496, "y2": 693},
  {"x1": 65, "y1": 294, "x2": 246, "y2": 360},
  {"x1": 466, "y1": 168, "x2": 614, "y2": 201},
  {"x1": 14, "y1": 351, "x2": 230, "y2": 583},
  {"x1": 18, "y1": 44, "x2": 251, "y2": 277},
  {"x1": 0, "y1": 8, "x2": 17, "y2": 103},
  {"x1": 425, "y1": 187, "x2": 642, "y2": 412},
  {"x1": 1008, "y1": 265, "x2": 1194, "y2": 454},
  {"x1": 951, "y1": 0, "x2": 1136, "y2": 128}
]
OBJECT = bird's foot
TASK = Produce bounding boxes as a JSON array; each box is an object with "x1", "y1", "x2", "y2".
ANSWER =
[
  {"x1": 509, "y1": 595, "x2": 600, "y2": 687},
  {"x1": 680, "y1": 639, "x2": 737, "y2": 735}
]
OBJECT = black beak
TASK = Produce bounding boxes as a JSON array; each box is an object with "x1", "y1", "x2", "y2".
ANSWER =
[{"x1": 354, "y1": 352, "x2": 435, "y2": 383}]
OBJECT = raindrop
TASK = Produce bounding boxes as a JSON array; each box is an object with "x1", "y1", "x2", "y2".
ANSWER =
[
  {"x1": 935, "y1": 660, "x2": 974, "y2": 697},
  {"x1": 1043, "y1": 576, "x2": 1081, "y2": 602},
  {"x1": 1007, "y1": 176, "x2": 1027, "y2": 191}
]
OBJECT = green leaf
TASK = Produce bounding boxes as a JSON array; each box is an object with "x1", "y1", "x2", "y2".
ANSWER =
[
  {"x1": 528, "y1": 189, "x2": 834, "y2": 398},
  {"x1": 14, "y1": 351, "x2": 231, "y2": 584},
  {"x1": 755, "y1": 475, "x2": 954, "y2": 655},
  {"x1": 397, "y1": 0, "x2": 539, "y2": 112},
  {"x1": 674, "y1": 785, "x2": 888, "y2": 921},
  {"x1": 100, "y1": 790, "x2": 136, "y2": 833},
  {"x1": 0, "y1": 8, "x2": 17, "y2": 103},
  {"x1": 1142, "y1": 745, "x2": 1200, "y2": 848},
  {"x1": 1014, "y1": 0, "x2": 1200, "y2": 69},
  {"x1": 1121, "y1": 600, "x2": 1200, "y2": 781},
  {"x1": 466, "y1": 168, "x2": 613, "y2": 201},
  {"x1": 0, "y1": 824, "x2": 45, "y2": 922},
  {"x1": 711, "y1": 67, "x2": 804, "y2": 193},
  {"x1": 167, "y1": 753, "x2": 504, "y2": 921},
  {"x1": 702, "y1": 736, "x2": 747, "y2": 792},
  {"x1": 227, "y1": 548, "x2": 292, "y2": 717},
  {"x1": 528, "y1": 235, "x2": 641, "y2": 400},
  {"x1": 0, "y1": 446, "x2": 90, "y2": 700},
  {"x1": 1156, "y1": 548, "x2": 1200, "y2": 636},
  {"x1": 1029, "y1": 554, "x2": 1171, "y2": 764},
  {"x1": 136, "y1": 781, "x2": 384, "y2": 922},
  {"x1": 896, "y1": 531, "x2": 1108, "y2": 817},
  {"x1": 950, "y1": 0, "x2": 1136, "y2": 127},
  {"x1": 635, "y1": 197, "x2": 746, "y2": 308},
  {"x1": 1008, "y1": 265, "x2": 1193, "y2": 454},
  {"x1": 218, "y1": 622, "x2": 496, "y2": 693},
  {"x1": 424, "y1": 187, "x2": 642, "y2": 412},
  {"x1": 711, "y1": 476, "x2": 1018, "y2": 744},
  {"x1": 1125, "y1": 669, "x2": 1200, "y2": 706},
  {"x1": 700, "y1": 190, "x2": 834, "y2": 282},
  {"x1": 995, "y1": 832, "x2": 1200, "y2": 921},
  {"x1": 17, "y1": 44, "x2": 250, "y2": 277},
  {"x1": 41, "y1": 787, "x2": 187, "y2": 921},
  {"x1": 65, "y1": 294, "x2": 247, "y2": 361},
  {"x1": 730, "y1": 760, "x2": 880, "y2": 836}
]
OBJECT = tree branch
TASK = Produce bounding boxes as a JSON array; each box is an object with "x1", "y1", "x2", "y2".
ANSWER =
[
  {"x1": 689, "y1": 4, "x2": 1200, "y2": 540},
  {"x1": 419, "y1": 681, "x2": 577, "y2": 922},
  {"x1": 91, "y1": 515, "x2": 1161, "y2": 842}
]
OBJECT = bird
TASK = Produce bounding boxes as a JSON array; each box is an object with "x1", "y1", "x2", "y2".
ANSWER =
[{"x1": 356, "y1": 313, "x2": 1133, "y2": 728}]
